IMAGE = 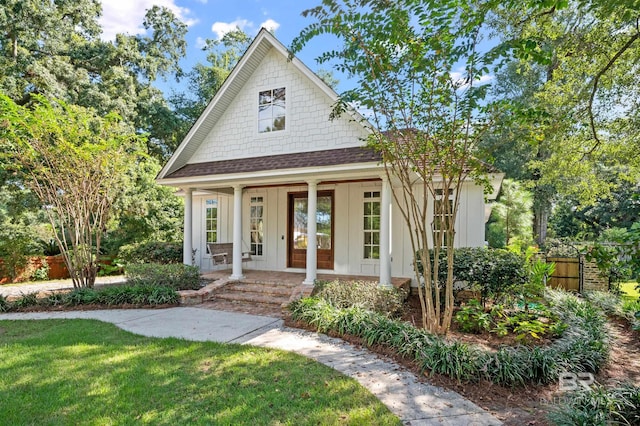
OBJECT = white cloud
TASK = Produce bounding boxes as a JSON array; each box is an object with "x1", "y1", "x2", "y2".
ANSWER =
[
  {"x1": 99, "y1": 0, "x2": 197, "y2": 41},
  {"x1": 211, "y1": 19, "x2": 251, "y2": 40},
  {"x1": 195, "y1": 36, "x2": 207, "y2": 49},
  {"x1": 259, "y1": 18, "x2": 280, "y2": 33},
  {"x1": 210, "y1": 18, "x2": 281, "y2": 40},
  {"x1": 450, "y1": 68, "x2": 493, "y2": 87}
]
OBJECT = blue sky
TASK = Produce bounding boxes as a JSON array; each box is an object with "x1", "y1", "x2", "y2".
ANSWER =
[{"x1": 98, "y1": 0, "x2": 334, "y2": 95}]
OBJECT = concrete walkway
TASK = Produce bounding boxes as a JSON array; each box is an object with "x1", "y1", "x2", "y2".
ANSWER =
[
  {"x1": 0, "y1": 276, "x2": 127, "y2": 298},
  {"x1": 0, "y1": 307, "x2": 501, "y2": 425}
]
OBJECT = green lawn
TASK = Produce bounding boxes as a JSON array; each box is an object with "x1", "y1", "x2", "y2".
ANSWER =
[
  {"x1": 621, "y1": 281, "x2": 639, "y2": 300},
  {"x1": 0, "y1": 320, "x2": 400, "y2": 426}
]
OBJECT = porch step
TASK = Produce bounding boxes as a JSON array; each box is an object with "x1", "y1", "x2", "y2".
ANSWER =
[
  {"x1": 225, "y1": 283, "x2": 294, "y2": 297},
  {"x1": 211, "y1": 281, "x2": 295, "y2": 308}
]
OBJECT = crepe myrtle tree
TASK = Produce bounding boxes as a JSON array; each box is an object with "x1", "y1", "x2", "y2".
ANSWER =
[
  {"x1": 292, "y1": 0, "x2": 502, "y2": 334},
  {"x1": 0, "y1": 94, "x2": 141, "y2": 288}
]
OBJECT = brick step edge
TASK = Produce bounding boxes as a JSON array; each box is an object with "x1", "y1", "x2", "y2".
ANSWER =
[
  {"x1": 214, "y1": 291, "x2": 290, "y2": 306},
  {"x1": 225, "y1": 283, "x2": 293, "y2": 296}
]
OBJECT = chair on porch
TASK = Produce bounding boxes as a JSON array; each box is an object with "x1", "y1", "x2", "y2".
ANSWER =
[{"x1": 207, "y1": 242, "x2": 252, "y2": 269}]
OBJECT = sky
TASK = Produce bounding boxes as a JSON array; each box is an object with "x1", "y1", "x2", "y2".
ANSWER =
[{"x1": 98, "y1": 0, "x2": 334, "y2": 95}]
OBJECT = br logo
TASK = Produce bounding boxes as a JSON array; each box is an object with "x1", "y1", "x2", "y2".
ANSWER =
[{"x1": 558, "y1": 371, "x2": 595, "y2": 391}]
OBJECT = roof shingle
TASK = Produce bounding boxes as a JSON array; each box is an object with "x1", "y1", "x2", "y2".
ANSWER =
[{"x1": 163, "y1": 146, "x2": 381, "y2": 179}]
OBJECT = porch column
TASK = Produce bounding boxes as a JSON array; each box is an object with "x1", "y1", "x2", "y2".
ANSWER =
[
  {"x1": 183, "y1": 187, "x2": 193, "y2": 265},
  {"x1": 303, "y1": 180, "x2": 318, "y2": 285},
  {"x1": 379, "y1": 176, "x2": 392, "y2": 287},
  {"x1": 230, "y1": 185, "x2": 245, "y2": 280}
]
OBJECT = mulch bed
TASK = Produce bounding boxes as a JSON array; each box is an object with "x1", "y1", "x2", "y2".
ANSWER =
[{"x1": 284, "y1": 294, "x2": 640, "y2": 425}]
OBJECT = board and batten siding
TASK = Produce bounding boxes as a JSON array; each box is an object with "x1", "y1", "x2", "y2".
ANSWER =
[
  {"x1": 192, "y1": 182, "x2": 488, "y2": 287},
  {"x1": 189, "y1": 49, "x2": 368, "y2": 164}
]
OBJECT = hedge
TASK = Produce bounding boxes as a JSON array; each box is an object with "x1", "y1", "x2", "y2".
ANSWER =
[{"x1": 125, "y1": 263, "x2": 201, "y2": 291}]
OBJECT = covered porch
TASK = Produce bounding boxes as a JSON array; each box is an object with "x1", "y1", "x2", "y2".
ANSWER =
[{"x1": 168, "y1": 147, "x2": 400, "y2": 288}]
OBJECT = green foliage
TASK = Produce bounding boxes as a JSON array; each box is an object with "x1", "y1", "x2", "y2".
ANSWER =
[
  {"x1": 5, "y1": 285, "x2": 179, "y2": 310},
  {"x1": 587, "y1": 223, "x2": 640, "y2": 288},
  {"x1": 290, "y1": 289, "x2": 608, "y2": 386},
  {"x1": 0, "y1": 1, "x2": 188, "y2": 159},
  {"x1": 11, "y1": 292, "x2": 38, "y2": 309},
  {"x1": 548, "y1": 383, "x2": 640, "y2": 426},
  {"x1": 0, "y1": 94, "x2": 143, "y2": 288},
  {"x1": 455, "y1": 300, "x2": 491, "y2": 333},
  {"x1": 118, "y1": 241, "x2": 183, "y2": 265},
  {"x1": 416, "y1": 247, "x2": 528, "y2": 303},
  {"x1": 102, "y1": 159, "x2": 183, "y2": 256},
  {"x1": 486, "y1": 179, "x2": 534, "y2": 248},
  {"x1": 125, "y1": 263, "x2": 200, "y2": 291},
  {"x1": 0, "y1": 294, "x2": 10, "y2": 312},
  {"x1": 314, "y1": 279, "x2": 406, "y2": 317},
  {"x1": 30, "y1": 262, "x2": 49, "y2": 281}
]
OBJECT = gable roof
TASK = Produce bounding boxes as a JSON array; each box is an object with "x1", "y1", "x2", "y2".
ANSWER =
[{"x1": 157, "y1": 28, "x2": 370, "y2": 181}]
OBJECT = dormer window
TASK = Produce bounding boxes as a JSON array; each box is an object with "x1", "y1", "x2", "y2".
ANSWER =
[{"x1": 258, "y1": 87, "x2": 286, "y2": 133}]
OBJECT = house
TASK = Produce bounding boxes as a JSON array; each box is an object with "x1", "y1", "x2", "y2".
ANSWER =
[{"x1": 157, "y1": 29, "x2": 502, "y2": 288}]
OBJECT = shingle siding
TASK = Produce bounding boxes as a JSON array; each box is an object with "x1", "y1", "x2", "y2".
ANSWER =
[{"x1": 189, "y1": 49, "x2": 368, "y2": 164}]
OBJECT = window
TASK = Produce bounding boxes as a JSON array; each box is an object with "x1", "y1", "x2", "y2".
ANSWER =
[
  {"x1": 258, "y1": 87, "x2": 286, "y2": 133},
  {"x1": 363, "y1": 191, "x2": 381, "y2": 259},
  {"x1": 250, "y1": 196, "x2": 264, "y2": 256},
  {"x1": 433, "y1": 189, "x2": 454, "y2": 247},
  {"x1": 205, "y1": 199, "x2": 218, "y2": 253}
]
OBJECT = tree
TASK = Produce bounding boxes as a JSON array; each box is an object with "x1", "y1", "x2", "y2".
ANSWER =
[
  {"x1": 170, "y1": 29, "x2": 251, "y2": 128},
  {"x1": 0, "y1": 95, "x2": 141, "y2": 288},
  {"x1": 489, "y1": 0, "x2": 640, "y2": 243},
  {"x1": 102, "y1": 158, "x2": 184, "y2": 255},
  {"x1": 487, "y1": 179, "x2": 534, "y2": 248},
  {"x1": 292, "y1": 0, "x2": 500, "y2": 334},
  {"x1": 0, "y1": 1, "x2": 187, "y2": 159}
]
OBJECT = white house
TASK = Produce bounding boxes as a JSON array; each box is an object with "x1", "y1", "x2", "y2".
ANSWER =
[{"x1": 157, "y1": 29, "x2": 502, "y2": 287}]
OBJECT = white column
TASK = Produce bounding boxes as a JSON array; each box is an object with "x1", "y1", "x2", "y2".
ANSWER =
[
  {"x1": 379, "y1": 176, "x2": 392, "y2": 287},
  {"x1": 303, "y1": 180, "x2": 318, "y2": 285},
  {"x1": 183, "y1": 187, "x2": 193, "y2": 265},
  {"x1": 230, "y1": 185, "x2": 245, "y2": 280}
]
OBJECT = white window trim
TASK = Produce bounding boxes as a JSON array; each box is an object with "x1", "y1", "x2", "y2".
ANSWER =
[
  {"x1": 256, "y1": 85, "x2": 288, "y2": 136},
  {"x1": 363, "y1": 191, "x2": 381, "y2": 261},
  {"x1": 204, "y1": 198, "x2": 219, "y2": 256},
  {"x1": 249, "y1": 195, "x2": 265, "y2": 258}
]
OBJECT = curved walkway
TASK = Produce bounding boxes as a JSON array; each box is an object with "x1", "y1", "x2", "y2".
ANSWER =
[{"x1": 0, "y1": 306, "x2": 501, "y2": 425}]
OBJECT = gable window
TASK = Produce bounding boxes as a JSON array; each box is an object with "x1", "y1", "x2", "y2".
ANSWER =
[
  {"x1": 250, "y1": 196, "x2": 264, "y2": 256},
  {"x1": 205, "y1": 199, "x2": 218, "y2": 254},
  {"x1": 258, "y1": 87, "x2": 286, "y2": 133},
  {"x1": 363, "y1": 191, "x2": 381, "y2": 259},
  {"x1": 433, "y1": 189, "x2": 454, "y2": 248}
]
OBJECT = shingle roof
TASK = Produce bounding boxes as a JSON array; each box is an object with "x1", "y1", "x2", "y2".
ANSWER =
[{"x1": 164, "y1": 147, "x2": 382, "y2": 179}]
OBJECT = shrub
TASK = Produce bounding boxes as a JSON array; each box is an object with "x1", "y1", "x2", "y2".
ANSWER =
[
  {"x1": 314, "y1": 279, "x2": 406, "y2": 317},
  {"x1": 125, "y1": 263, "x2": 200, "y2": 290},
  {"x1": 455, "y1": 300, "x2": 491, "y2": 333},
  {"x1": 12, "y1": 292, "x2": 39, "y2": 309},
  {"x1": 0, "y1": 295, "x2": 10, "y2": 312},
  {"x1": 289, "y1": 289, "x2": 608, "y2": 386},
  {"x1": 416, "y1": 247, "x2": 527, "y2": 303},
  {"x1": 548, "y1": 384, "x2": 640, "y2": 425},
  {"x1": 118, "y1": 241, "x2": 183, "y2": 265},
  {"x1": 30, "y1": 261, "x2": 50, "y2": 281}
]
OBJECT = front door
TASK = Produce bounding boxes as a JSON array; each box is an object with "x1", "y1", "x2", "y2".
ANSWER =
[{"x1": 288, "y1": 191, "x2": 334, "y2": 269}]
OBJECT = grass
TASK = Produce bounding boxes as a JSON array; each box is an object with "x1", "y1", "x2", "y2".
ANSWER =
[
  {"x1": 0, "y1": 320, "x2": 400, "y2": 426},
  {"x1": 620, "y1": 281, "x2": 639, "y2": 300}
]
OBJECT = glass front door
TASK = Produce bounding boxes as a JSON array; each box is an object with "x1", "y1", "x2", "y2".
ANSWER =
[{"x1": 288, "y1": 191, "x2": 334, "y2": 269}]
